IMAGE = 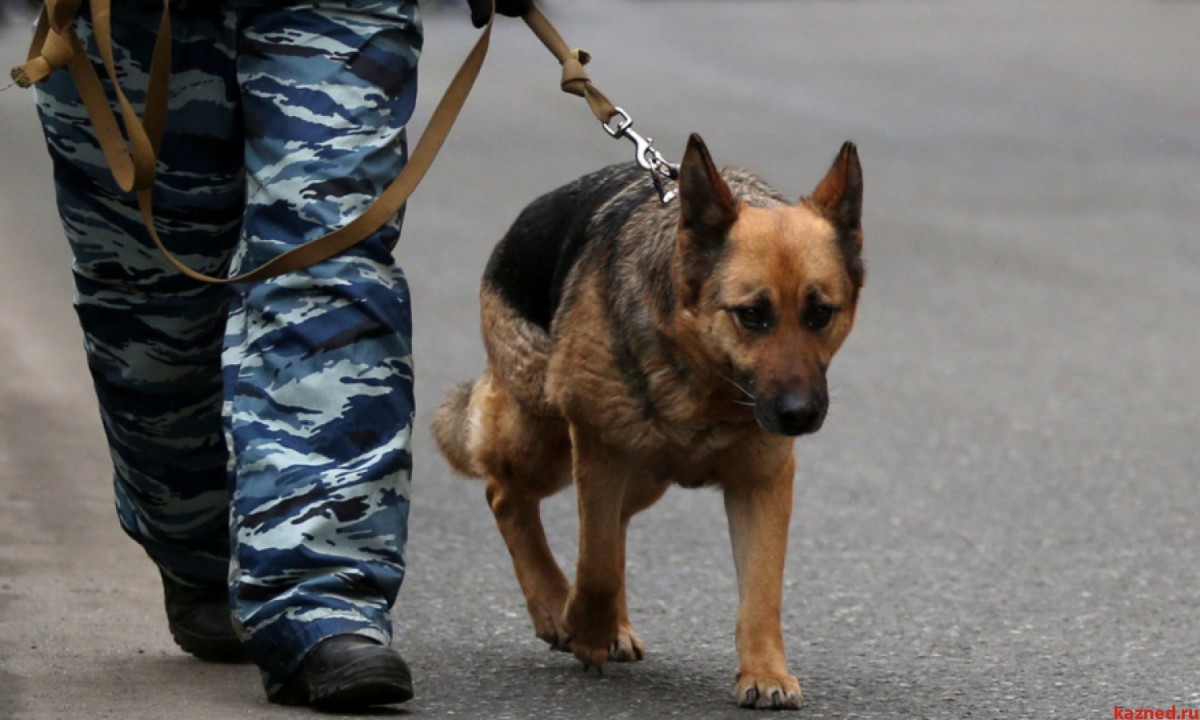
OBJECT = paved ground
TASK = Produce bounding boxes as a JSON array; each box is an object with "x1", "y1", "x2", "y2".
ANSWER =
[{"x1": 1, "y1": 1, "x2": 1198, "y2": 718}]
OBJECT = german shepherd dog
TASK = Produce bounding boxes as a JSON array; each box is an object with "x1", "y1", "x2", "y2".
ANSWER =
[{"x1": 434, "y1": 134, "x2": 864, "y2": 710}]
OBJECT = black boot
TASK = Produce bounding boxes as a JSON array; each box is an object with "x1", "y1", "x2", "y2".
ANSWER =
[
  {"x1": 272, "y1": 635, "x2": 413, "y2": 710},
  {"x1": 160, "y1": 571, "x2": 248, "y2": 663}
]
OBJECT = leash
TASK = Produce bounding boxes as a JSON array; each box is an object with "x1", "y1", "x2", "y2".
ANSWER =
[
  {"x1": 11, "y1": 0, "x2": 678, "y2": 284},
  {"x1": 520, "y1": 9, "x2": 679, "y2": 202}
]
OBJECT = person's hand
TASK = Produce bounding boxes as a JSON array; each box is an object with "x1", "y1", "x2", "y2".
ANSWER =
[{"x1": 467, "y1": 0, "x2": 533, "y2": 28}]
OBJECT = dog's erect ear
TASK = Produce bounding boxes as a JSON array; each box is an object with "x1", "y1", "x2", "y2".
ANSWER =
[
  {"x1": 809, "y1": 141, "x2": 865, "y2": 287},
  {"x1": 810, "y1": 141, "x2": 862, "y2": 234},
  {"x1": 678, "y1": 133, "x2": 738, "y2": 237},
  {"x1": 676, "y1": 134, "x2": 738, "y2": 306}
]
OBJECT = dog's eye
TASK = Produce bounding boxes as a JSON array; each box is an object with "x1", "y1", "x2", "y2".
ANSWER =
[
  {"x1": 734, "y1": 305, "x2": 772, "y2": 332},
  {"x1": 805, "y1": 304, "x2": 836, "y2": 331}
]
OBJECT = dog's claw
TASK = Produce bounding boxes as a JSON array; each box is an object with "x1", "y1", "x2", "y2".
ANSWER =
[
  {"x1": 739, "y1": 688, "x2": 759, "y2": 708},
  {"x1": 543, "y1": 633, "x2": 572, "y2": 653},
  {"x1": 734, "y1": 672, "x2": 802, "y2": 710},
  {"x1": 607, "y1": 624, "x2": 646, "y2": 663}
]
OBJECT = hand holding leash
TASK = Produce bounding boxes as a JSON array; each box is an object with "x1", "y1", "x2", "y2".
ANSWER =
[
  {"x1": 12, "y1": 0, "x2": 680, "y2": 282},
  {"x1": 467, "y1": 0, "x2": 533, "y2": 28}
]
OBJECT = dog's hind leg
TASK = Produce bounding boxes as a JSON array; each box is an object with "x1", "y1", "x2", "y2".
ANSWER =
[
  {"x1": 474, "y1": 378, "x2": 575, "y2": 650},
  {"x1": 486, "y1": 469, "x2": 573, "y2": 651}
]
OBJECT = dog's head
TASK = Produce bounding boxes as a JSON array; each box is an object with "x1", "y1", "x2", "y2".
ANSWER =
[{"x1": 672, "y1": 134, "x2": 864, "y2": 437}]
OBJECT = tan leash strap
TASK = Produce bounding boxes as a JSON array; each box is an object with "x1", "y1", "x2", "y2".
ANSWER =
[
  {"x1": 15, "y1": 1, "x2": 635, "y2": 283},
  {"x1": 11, "y1": 0, "x2": 79, "y2": 86},
  {"x1": 13, "y1": 0, "x2": 169, "y2": 193},
  {"x1": 521, "y1": 6, "x2": 618, "y2": 126},
  {"x1": 15, "y1": 0, "x2": 497, "y2": 284},
  {"x1": 89, "y1": 0, "x2": 168, "y2": 191},
  {"x1": 12, "y1": 6, "x2": 57, "y2": 87},
  {"x1": 140, "y1": 1, "x2": 497, "y2": 284}
]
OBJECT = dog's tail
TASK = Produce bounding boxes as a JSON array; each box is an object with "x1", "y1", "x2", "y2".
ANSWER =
[{"x1": 432, "y1": 380, "x2": 483, "y2": 477}]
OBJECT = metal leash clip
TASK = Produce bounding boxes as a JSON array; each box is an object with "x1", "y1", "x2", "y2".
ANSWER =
[{"x1": 603, "y1": 107, "x2": 679, "y2": 204}]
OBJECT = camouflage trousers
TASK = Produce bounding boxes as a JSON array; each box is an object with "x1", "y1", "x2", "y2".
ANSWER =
[{"x1": 35, "y1": 0, "x2": 421, "y2": 694}]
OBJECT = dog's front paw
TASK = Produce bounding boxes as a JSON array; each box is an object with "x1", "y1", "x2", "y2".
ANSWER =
[
  {"x1": 532, "y1": 607, "x2": 572, "y2": 652},
  {"x1": 568, "y1": 623, "x2": 644, "y2": 667},
  {"x1": 733, "y1": 670, "x2": 803, "y2": 710},
  {"x1": 562, "y1": 588, "x2": 618, "y2": 669},
  {"x1": 609, "y1": 622, "x2": 645, "y2": 662},
  {"x1": 526, "y1": 590, "x2": 572, "y2": 651}
]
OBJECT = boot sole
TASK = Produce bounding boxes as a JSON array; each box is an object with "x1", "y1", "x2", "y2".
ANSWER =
[
  {"x1": 279, "y1": 650, "x2": 414, "y2": 709},
  {"x1": 169, "y1": 626, "x2": 250, "y2": 664}
]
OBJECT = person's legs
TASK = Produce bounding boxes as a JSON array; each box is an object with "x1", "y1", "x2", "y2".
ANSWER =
[
  {"x1": 34, "y1": 2, "x2": 247, "y2": 662},
  {"x1": 222, "y1": 0, "x2": 422, "y2": 700},
  {"x1": 35, "y1": 3, "x2": 242, "y2": 589}
]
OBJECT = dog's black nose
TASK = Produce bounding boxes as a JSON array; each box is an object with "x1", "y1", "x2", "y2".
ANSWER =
[{"x1": 773, "y1": 393, "x2": 826, "y2": 436}]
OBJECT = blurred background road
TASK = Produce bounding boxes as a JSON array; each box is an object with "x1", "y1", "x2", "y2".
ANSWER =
[{"x1": 1, "y1": 1, "x2": 1197, "y2": 718}]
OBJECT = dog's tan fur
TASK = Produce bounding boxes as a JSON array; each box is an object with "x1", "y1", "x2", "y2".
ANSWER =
[{"x1": 434, "y1": 134, "x2": 864, "y2": 709}]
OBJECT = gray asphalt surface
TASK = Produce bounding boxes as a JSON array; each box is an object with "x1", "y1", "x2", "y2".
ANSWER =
[{"x1": 1, "y1": 2, "x2": 1198, "y2": 718}]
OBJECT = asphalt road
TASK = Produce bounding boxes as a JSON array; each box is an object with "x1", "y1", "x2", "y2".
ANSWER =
[{"x1": 1, "y1": 2, "x2": 1198, "y2": 718}]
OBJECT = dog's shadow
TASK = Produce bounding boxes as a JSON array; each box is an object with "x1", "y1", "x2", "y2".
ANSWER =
[
  {"x1": 419, "y1": 643, "x2": 943, "y2": 719},
  {"x1": 66, "y1": 639, "x2": 950, "y2": 717},
  {"x1": 472, "y1": 652, "x2": 737, "y2": 715}
]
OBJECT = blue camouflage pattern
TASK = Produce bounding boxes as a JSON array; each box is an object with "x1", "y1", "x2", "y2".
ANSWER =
[{"x1": 34, "y1": 0, "x2": 422, "y2": 695}]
